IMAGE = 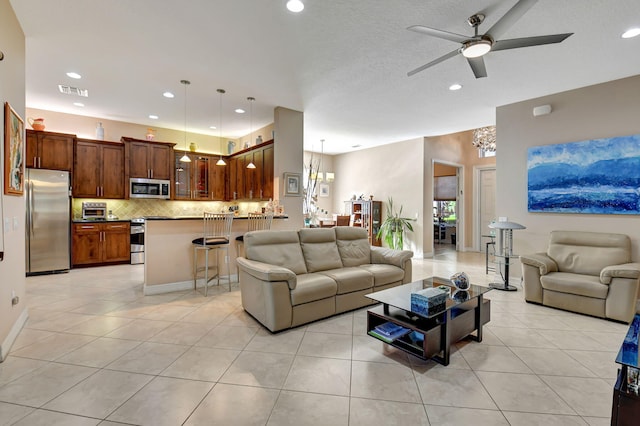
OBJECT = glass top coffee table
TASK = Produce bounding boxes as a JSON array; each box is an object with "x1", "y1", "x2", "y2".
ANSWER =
[{"x1": 365, "y1": 276, "x2": 492, "y2": 365}]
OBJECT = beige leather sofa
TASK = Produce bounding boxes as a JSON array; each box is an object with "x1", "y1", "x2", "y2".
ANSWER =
[
  {"x1": 520, "y1": 230, "x2": 640, "y2": 323},
  {"x1": 236, "y1": 227, "x2": 413, "y2": 332}
]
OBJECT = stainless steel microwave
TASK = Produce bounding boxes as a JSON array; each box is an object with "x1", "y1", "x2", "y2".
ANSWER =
[{"x1": 129, "y1": 178, "x2": 170, "y2": 199}]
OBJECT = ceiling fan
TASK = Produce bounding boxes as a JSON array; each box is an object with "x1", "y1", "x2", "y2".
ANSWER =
[{"x1": 407, "y1": 0, "x2": 573, "y2": 78}]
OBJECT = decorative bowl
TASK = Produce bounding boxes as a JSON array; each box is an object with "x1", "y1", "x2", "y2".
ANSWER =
[{"x1": 450, "y1": 272, "x2": 470, "y2": 290}]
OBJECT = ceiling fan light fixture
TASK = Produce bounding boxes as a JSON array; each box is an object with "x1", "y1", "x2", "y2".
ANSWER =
[{"x1": 461, "y1": 39, "x2": 492, "y2": 58}]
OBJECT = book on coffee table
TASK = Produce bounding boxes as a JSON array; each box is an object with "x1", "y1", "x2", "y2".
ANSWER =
[{"x1": 371, "y1": 322, "x2": 411, "y2": 341}]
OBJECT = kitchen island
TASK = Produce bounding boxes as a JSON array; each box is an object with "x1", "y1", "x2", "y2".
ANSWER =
[{"x1": 143, "y1": 215, "x2": 291, "y2": 295}]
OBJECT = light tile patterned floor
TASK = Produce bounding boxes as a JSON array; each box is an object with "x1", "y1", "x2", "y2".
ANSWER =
[{"x1": 0, "y1": 247, "x2": 627, "y2": 425}]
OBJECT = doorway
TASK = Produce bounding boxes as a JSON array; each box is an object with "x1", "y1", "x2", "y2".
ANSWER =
[
  {"x1": 477, "y1": 167, "x2": 496, "y2": 251},
  {"x1": 433, "y1": 162, "x2": 462, "y2": 253}
]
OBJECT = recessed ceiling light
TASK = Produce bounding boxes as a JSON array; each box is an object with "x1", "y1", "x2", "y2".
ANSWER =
[
  {"x1": 163, "y1": 91, "x2": 175, "y2": 98},
  {"x1": 149, "y1": 114, "x2": 159, "y2": 119},
  {"x1": 286, "y1": 0, "x2": 304, "y2": 13},
  {"x1": 235, "y1": 108, "x2": 245, "y2": 114},
  {"x1": 209, "y1": 126, "x2": 217, "y2": 129},
  {"x1": 449, "y1": 83, "x2": 463, "y2": 91},
  {"x1": 73, "y1": 102, "x2": 84, "y2": 107},
  {"x1": 66, "y1": 72, "x2": 81, "y2": 79},
  {"x1": 622, "y1": 28, "x2": 640, "y2": 38}
]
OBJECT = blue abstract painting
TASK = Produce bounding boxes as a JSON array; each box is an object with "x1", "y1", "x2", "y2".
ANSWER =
[{"x1": 527, "y1": 134, "x2": 640, "y2": 214}]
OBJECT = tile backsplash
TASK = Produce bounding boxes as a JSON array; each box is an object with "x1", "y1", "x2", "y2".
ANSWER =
[{"x1": 73, "y1": 199, "x2": 270, "y2": 220}]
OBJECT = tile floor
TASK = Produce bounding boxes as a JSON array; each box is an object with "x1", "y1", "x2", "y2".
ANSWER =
[{"x1": 0, "y1": 247, "x2": 628, "y2": 425}]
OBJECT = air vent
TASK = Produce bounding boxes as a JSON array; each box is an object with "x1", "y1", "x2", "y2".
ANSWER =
[{"x1": 58, "y1": 84, "x2": 89, "y2": 97}]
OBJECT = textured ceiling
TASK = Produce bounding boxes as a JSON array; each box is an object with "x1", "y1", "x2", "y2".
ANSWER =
[{"x1": 10, "y1": 0, "x2": 640, "y2": 154}]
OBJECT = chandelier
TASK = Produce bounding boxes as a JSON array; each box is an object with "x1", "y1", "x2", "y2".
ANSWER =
[{"x1": 472, "y1": 126, "x2": 496, "y2": 152}]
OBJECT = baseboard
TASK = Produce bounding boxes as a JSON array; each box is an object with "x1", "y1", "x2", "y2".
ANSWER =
[
  {"x1": 0, "y1": 308, "x2": 29, "y2": 362},
  {"x1": 143, "y1": 275, "x2": 238, "y2": 295}
]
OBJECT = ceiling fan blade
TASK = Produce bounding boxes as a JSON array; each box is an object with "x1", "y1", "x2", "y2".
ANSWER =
[
  {"x1": 486, "y1": 0, "x2": 538, "y2": 39},
  {"x1": 407, "y1": 49, "x2": 460, "y2": 77},
  {"x1": 467, "y1": 57, "x2": 488, "y2": 79},
  {"x1": 407, "y1": 25, "x2": 469, "y2": 44},
  {"x1": 492, "y1": 33, "x2": 573, "y2": 51}
]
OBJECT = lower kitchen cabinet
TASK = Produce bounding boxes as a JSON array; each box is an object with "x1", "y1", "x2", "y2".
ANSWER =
[{"x1": 72, "y1": 222, "x2": 130, "y2": 266}]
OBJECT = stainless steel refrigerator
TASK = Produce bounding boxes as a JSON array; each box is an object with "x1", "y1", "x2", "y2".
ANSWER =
[{"x1": 25, "y1": 169, "x2": 71, "y2": 275}]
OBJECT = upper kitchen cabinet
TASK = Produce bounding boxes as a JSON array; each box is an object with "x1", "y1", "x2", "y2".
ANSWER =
[
  {"x1": 228, "y1": 141, "x2": 274, "y2": 200},
  {"x1": 74, "y1": 139, "x2": 125, "y2": 199},
  {"x1": 210, "y1": 156, "x2": 227, "y2": 201},
  {"x1": 121, "y1": 137, "x2": 175, "y2": 180},
  {"x1": 26, "y1": 129, "x2": 75, "y2": 171},
  {"x1": 261, "y1": 144, "x2": 274, "y2": 199},
  {"x1": 174, "y1": 151, "x2": 227, "y2": 201}
]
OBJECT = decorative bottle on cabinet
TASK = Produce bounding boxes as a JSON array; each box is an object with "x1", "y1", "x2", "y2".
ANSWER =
[{"x1": 96, "y1": 122, "x2": 104, "y2": 140}]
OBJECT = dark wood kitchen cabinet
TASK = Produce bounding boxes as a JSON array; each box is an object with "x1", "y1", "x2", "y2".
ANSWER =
[
  {"x1": 72, "y1": 222, "x2": 130, "y2": 266},
  {"x1": 25, "y1": 129, "x2": 75, "y2": 171},
  {"x1": 227, "y1": 141, "x2": 274, "y2": 200},
  {"x1": 74, "y1": 139, "x2": 125, "y2": 199},
  {"x1": 121, "y1": 137, "x2": 174, "y2": 181},
  {"x1": 210, "y1": 156, "x2": 227, "y2": 200},
  {"x1": 174, "y1": 151, "x2": 211, "y2": 200}
]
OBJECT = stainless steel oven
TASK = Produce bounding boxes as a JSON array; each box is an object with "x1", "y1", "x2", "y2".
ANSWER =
[{"x1": 130, "y1": 218, "x2": 144, "y2": 264}]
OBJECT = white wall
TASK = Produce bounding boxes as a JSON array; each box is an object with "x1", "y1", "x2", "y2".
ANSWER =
[
  {"x1": 0, "y1": 0, "x2": 27, "y2": 361},
  {"x1": 334, "y1": 138, "x2": 424, "y2": 256},
  {"x1": 497, "y1": 74, "x2": 640, "y2": 271}
]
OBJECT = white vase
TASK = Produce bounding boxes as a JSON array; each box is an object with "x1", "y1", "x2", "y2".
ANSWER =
[{"x1": 96, "y1": 122, "x2": 104, "y2": 140}]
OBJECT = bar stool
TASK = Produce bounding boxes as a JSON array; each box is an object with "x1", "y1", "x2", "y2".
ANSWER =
[
  {"x1": 482, "y1": 234, "x2": 496, "y2": 274},
  {"x1": 235, "y1": 212, "x2": 273, "y2": 279},
  {"x1": 192, "y1": 212, "x2": 234, "y2": 295}
]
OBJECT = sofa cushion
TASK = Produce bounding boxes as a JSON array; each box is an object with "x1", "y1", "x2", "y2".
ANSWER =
[
  {"x1": 244, "y1": 230, "x2": 307, "y2": 275},
  {"x1": 540, "y1": 272, "x2": 608, "y2": 299},
  {"x1": 298, "y1": 228, "x2": 343, "y2": 272},
  {"x1": 290, "y1": 273, "x2": 338, "y2": 305},
  {"x1": 318, "y1": 267, "x2": 373, "y2": 294},
  {"x1": 548, "y1": 231, "x2": 631, "y2": 276},
  {"x1": 359, "y1": 264, "x2": 406, "y2": 286},
  {"x1": 335, "y1": 226, "x2": 371, "y2": 267}
]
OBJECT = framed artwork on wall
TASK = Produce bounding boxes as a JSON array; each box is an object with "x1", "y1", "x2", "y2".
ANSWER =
[
  {"x1": 527, "y1": 133, "x2": 640, "y2": 214},
  {"x1": 284, "y1": 172, "x2": 302, "y2": 196},
  {"x1": 4, "y1": 102, "x2": 24, "y2": 196},
  {"x1": 319, "y1": 183, "x2": 329, "y2": 197}
]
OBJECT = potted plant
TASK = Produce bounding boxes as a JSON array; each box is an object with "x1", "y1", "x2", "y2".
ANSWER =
[{"x1": 377, "y1": 197, "x2": 415, "y2": 250}]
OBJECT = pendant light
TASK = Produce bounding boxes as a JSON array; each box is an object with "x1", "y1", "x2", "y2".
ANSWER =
[
  {"x1": 216, "y1": 89, "x2": 226, "y2": 166},
  {"x1": 246, "y1": 96, "x2": 257, "y2": 169},
  {"x1": 317, "y1": 139, "x2": 324, "y2": 182},
  {"x1": 179, "y1": 79, "x2": 191, "y2": 163}
]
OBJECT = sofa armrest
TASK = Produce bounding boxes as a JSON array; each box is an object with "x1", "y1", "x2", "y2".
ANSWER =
[
  {"x1": 600, "y1": 262, "x2": 640, "y2": 284},
  {"x1": 520, "y1": 253, "x2": 558, "y2": 276},
  {"x1": 370, "y1": 246, "x2": 413, "y2": 268},
  {"x1": 237, "y1": 257, "x2": 297, "y2": 290}
]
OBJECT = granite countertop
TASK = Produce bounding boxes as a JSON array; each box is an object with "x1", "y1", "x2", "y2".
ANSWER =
[
  {"x1": 72, "y1": 218, "x2": 131, "y2": 223},
  {"x1": 144, "y1": 215, "x2": 288, "y2": 220}
]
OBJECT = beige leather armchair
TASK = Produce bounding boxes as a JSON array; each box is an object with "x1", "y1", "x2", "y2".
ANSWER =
[{"x1": 520, "y1": 230, "x2": 640, "y2": 323}]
